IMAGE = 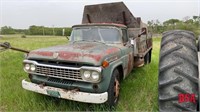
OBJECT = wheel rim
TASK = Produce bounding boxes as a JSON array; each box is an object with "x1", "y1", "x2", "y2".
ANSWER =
[{"x1": 114, "y1": 77, "x2": 120, "y2": 103}]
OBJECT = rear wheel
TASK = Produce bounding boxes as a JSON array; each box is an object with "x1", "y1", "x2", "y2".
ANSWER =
[
  {"x1": 149, "y1": 49, "x2": 152, "y2": 63},
  {"x1": 145, "y1": 52, "x2": 150, "y2": 64},
  {"x1": 158, "y1": 30, "x2": 198, "y2": 111}
]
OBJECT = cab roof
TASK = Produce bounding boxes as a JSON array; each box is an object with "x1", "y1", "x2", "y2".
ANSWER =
[{"x1": 72, "y1": 23, "x2": 127, "y2": 29}]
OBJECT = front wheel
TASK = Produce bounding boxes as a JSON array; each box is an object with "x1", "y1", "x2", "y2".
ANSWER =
[{"x1": 107, "y1": 69, "x2": 120, "y2": 107}]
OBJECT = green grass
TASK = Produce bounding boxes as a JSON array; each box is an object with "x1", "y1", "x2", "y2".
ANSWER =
[{"x1": 0, "y1": 35, "x2": 161, "y2": 111}]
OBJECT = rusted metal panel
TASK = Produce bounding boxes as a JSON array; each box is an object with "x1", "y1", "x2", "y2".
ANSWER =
[
  {"x1": 28, "y1": 42, "x2": 120, "y2": 66},
  {"x1": 73, "y1": 23, "x2": 127, "y2": 28},
  {"x1": 30, "y1": 51, "x2": 53, "y2": 57},
  {"x1": 128, "y1": 28, "x2": 140, "y2": 39},
  {"x1": 135, "y1": 47, "x2": 152, "y2": 58},
  {"x1": 82, "y1": 2, "x2": 140, "y2": 28},
  {"x1": 127, "y1": 53, "x2": 134, "y2": 73},
  {"x1": 138, "y1": 35, "x2": 147, "y2": 53},
  {"x1": 134, "y1": 57, "x2": 144, "y2": 67},
  {"x1": 147, "y1": 36, "x2": 153, "y2": 49},
  {"x1": 22, "y1": 79, "x2": 108, "y2": 103}
]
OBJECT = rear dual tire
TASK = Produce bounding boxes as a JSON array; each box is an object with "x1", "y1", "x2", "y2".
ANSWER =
[{"x1": 145, "y1": 50, "x2": 152, "y2": 64}]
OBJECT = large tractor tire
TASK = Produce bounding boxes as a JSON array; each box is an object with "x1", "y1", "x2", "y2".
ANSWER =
[{"x1": 158, "y1": 30, "x2": 198, "y2": 111}]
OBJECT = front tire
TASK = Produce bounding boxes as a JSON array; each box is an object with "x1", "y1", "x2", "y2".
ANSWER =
[{"x1": 107, "y1": 69, "x2": 120, "y2": 107}]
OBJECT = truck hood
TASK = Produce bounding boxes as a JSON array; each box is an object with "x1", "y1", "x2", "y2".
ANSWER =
[{"x1": 28, "y1": 42, "x2": 121, "y2": 66}]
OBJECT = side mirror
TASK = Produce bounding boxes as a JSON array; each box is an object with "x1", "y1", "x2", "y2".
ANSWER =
[{"x1": 131, "y1": 39, "x2": 134, "y2": 45}]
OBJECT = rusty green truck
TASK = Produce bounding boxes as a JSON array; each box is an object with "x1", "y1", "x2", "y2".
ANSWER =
[{"x1": 1, "y1": 2, "x2": 152, "y2": 106}]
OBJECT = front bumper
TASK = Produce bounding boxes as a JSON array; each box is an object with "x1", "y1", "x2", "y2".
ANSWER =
[{"x1": 22, "y1": 79, "x2": 108, "y2": 104}]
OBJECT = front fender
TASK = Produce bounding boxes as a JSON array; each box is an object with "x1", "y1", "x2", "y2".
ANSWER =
[{"x1": 98, "y1": 59, "x2": 123, "y2": 92}]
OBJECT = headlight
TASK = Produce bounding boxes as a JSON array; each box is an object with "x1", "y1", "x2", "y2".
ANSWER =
[
  {"x1": 81, "y1": 70, "x2": 101, "y2": 83},
  {"x1": 91, "y1": 72, "x2": 100, "y2": 81},
  {"x1": 30, "y1": 64, "x2": 36, "y2": 71},
  {"x1": 24, "y1": 64, "x2": 30, "y2": 71},
  {"x1": 83, "y1": 71, "x2": 91, "y2": 79},
  {"x1": 24, "y1": 63, "x2": 36, "y2": 72}
]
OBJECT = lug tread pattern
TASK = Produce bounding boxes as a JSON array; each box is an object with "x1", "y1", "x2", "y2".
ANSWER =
[
  {"x1": 158, "y1": 30, "x2": 198, "y2": 112},
  {"x1": 160, "y1": 45, "x2": 183, "y2": 58},
  {"x1": 159, "y1": 77, "x2": 183, "y2": 88},
  {"x1": 160, "y1": 61, "x2": 182, "y2": 73},
  {"x1": 174, "y1": 68, "x2": 198, "y2": 84}
]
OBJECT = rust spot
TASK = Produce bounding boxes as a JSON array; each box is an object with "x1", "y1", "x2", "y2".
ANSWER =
[
  {"x1": 147, "y1": 38, "x2": 152, "y2": 48},
  {"x1": 134, "y1": 57, "x2": 144, "y2": 67},
  {"x1": 59, "y1": 51, "x2": 102, "y2": 62},
  {"x1": 59, "y1": 52, "x2": 81, "y2": 61},
  {"x1": 63, "y1": 88, "x2": 79, "y2": 94},
  {"x1": 30, "y1": 51, "x2": 53, "y2": 57},
  {"x1": 63, "y1": 89, "x2": 69, "y2": 93},
  {"x1": 39, "y1": 82, "x2": 45, "y2": 89},
  {"x1": 83, "y1": 54, "x2": 102, "y2": 62},
  {"x1": 71, "y1": 88, "x2": 79, "y2": 93},
  {"x1": 105, "y1": 48, "x2": 119, "y2": 54},
  {"x1": 127, "y1": 54, "x2": 132, "y2": 73}
]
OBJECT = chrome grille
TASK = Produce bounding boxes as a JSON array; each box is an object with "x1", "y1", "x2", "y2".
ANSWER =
[{"x1": 35, "y1": 65, "x2": 82, "y2": 80}]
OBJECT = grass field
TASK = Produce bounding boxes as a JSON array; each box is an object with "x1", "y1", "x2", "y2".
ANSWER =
[{"x1": 0, "y1": 35, "x2": 161, "y2": 111}]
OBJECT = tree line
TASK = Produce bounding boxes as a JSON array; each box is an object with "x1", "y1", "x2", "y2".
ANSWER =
[
  {"x1": 0, "y1": 25, "x2": 72, "y2": 36},
  {"x1": 0, "y1": 16, "x2": 199, "y2": 36},
  {"x1": 147, "y1": 16, "x2": 200, "y2": 36}
]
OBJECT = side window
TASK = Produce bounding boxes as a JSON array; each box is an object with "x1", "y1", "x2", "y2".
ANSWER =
[{"x1": 122, "y1": 29, "x2": 128, "y2": 43}]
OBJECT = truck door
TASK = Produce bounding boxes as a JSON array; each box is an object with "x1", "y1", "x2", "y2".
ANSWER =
[{"x1": 122, "y1": 29, "x2": 134, "y2": 75}]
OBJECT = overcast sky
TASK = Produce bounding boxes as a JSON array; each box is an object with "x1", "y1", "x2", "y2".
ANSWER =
[{"x1": 0, "y1": 0, "x2": 199, "y2": 29}]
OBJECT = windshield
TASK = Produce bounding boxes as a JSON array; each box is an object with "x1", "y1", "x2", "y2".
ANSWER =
[{"x1": 70, "y1": 27, "x2": 122, "y2": 43}]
